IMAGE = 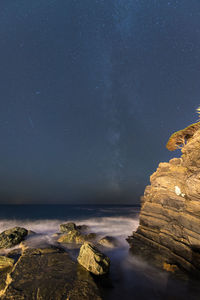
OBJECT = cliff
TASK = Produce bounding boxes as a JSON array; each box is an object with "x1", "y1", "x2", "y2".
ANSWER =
[{"x1": 128, "y1": 125, "x2": 200, "y2": 275}]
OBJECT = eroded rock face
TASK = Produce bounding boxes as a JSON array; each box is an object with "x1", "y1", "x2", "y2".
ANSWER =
[
  {"x1": 0, "y1": 246, "x2": 102, "y2": 300},
  {"x1": 77, "y1": 242, "x2": 110, "y2": 275},
  {"x1": 128, "y1": 128, "x2": 200, "y2": 274},
  {"x1": 0, "y1": 227, "x2": 28, "y2": 249}
]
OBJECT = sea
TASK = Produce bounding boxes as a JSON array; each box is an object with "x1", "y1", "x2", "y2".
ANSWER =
[{"x1": 0, "y1": 204, "x2": 200, "y2": 300}]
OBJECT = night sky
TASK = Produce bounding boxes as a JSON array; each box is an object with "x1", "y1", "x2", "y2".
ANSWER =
[{"x1": 0, "y1": 0, "x2": 200, "y2": 204}]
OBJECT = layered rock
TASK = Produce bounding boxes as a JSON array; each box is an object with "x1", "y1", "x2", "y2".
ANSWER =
[{"x1": 128, "y1": 127, "x2": 200, "y2": 274}]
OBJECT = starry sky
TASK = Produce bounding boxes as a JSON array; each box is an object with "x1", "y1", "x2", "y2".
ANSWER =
[{"x1": 0, "y1": 0, "x2": 200, "y2": 204}]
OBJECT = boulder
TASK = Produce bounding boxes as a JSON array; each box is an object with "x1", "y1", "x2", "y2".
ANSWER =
[
  {"x1": 98, "y1": 236, "x2": 119, "y2": 248},
  {"x1": 77, "y1": 242, "x2": 110, "y2": 275},
  {"x1": 60, "y1": 222, "x2": 77, "y2": 233},
  {"x1": 0, "y1": 246, "x2": 102, "y2": 299},
  {"x1": 0, "y1": 227, "x2": 28, "y2": 249}
]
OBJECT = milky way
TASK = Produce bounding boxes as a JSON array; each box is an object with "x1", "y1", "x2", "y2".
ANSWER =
[{"x1": 0, "y1": 0, "x2": 200, "y2": 203}]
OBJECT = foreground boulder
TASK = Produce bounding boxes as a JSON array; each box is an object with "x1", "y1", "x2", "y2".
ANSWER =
[
  {"x1": 77, "y1": 242, "x2": 110, "y2": 275},
  {"x1": 128, "y1": 124, "x2": 200, "y2": 274},
  {"x1": 0, "y1": 227, "x2": 28, "y2": 249},
  {"x1": 0, "y1": 246, "x2": 102, "y2": 299}
]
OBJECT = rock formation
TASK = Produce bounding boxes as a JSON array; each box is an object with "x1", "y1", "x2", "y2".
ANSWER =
[{"x1": 128, "y1": 125, "x2": 200, "y2": 275}]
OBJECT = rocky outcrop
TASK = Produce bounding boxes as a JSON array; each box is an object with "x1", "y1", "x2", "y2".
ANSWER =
[
  {"x1": 128, "y1": 127, "x2": 200, "y2": 274},
  {"x1": 77, "y1": 242, "x2": 110, "y2": 275},
  {"x1": 0, "y1": 246, "x2": 102, "y2": 299},
  {"x1": 0, "y1": 227, "x2": 28, "y2": 249}
]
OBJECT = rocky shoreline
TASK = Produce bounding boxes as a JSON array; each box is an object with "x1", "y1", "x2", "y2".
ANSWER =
[
  {"x1": 0, "y1": 223, "x2": 118, "y2": 299},
  {"x1": 128, "y1": 124, "x2": 200, "y2": 277}
]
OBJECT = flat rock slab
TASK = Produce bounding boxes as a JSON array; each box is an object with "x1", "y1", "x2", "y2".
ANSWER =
[{"x1": 1, "y1": 246, "x2": 101, "y2": 300}]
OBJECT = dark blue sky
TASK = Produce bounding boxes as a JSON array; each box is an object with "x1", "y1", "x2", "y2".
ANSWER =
[{"x1": 0, "y1": 0, "x2": 200, "y2": 204}]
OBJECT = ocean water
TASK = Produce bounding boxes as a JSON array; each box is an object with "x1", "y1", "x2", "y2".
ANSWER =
[{"x1": 0, "y1": 204, "x2": 200, "y2": 300}]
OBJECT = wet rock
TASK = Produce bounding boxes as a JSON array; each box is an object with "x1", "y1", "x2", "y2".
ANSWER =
[
  {"x1": 98, "y1": 236, "x2": 119, "y2": 248},
  {"x1": 60, "y1": 222, "x2": 77, "y2": 233},
  {"x1": 77, "y1": 242, "x2": 110, "y2": 275},
  {"x1": 0, "y1": 227, "x2": 28, "y2": 249},
  {"x1": 0, "y1": 246, "x2": 102, "y2": 299}
]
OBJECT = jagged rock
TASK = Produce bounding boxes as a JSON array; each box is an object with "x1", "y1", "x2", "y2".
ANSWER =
[
  {"x1": 0, "y1": 246, "x2": 102, "y2": 299},
  {"x1": 98, "y1": 236, "x2": 118, "y2": 248},
  {"x1": 60, "y1": 222, "x2": 77, "y2": 233},
  {"x1": 128, "y1": 126, "x2": 200, "y2": 274},
  {"x1": 0, "y1": 227, "x2": 28, "y2": 249},
  {"x1": 77, "y1": 242, "x2": 110, "y2": 275}
]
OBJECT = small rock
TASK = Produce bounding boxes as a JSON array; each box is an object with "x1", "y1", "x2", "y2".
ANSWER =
[
  {"x1": 0, "y1": 227, "x2": 28, "y2": 249},
  {"x1": 60, "y1": 222, "x2": 77, "y2": 233},
  {"x1": 98, "y1": 236, "x2": 119, "y2": 248},
  {"x1": 77, "y1": 242, "x2": 110, "y2": 275}
]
